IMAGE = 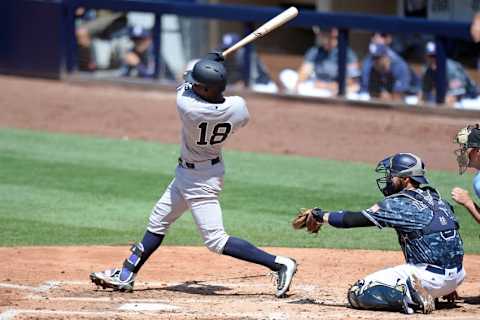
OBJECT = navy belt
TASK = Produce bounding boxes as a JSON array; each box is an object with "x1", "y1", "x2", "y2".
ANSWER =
[
  {"x1": 178, "y1": 157, "x2": 220, "y2": 169},
  {"x1": 425, "y1": 263, "x2": 462, "y2": 275}
]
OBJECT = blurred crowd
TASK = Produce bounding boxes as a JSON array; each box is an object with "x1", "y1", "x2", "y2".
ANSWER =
[
  {"x1": 75, "y1": 8, "x2": 174, "y2": 80},
  {"x1": 279, "y1": 27, "x2": 479, "y2": 108},
  {"x1": 75, "y1": 8, "x2": 480, "y2": 108}
]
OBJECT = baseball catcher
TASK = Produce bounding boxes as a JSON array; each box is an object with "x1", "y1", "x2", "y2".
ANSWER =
[{"x1": 293, "y1": 153, "x2": 465, "y2": 315}]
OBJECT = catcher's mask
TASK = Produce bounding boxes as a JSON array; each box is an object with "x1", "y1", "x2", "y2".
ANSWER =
[
  {"x1": 375, "y1": 153, "x2": 429, "y2": 196},
  {"x1": 454, "y1": 124, "x2": 480, "y2": 174}
]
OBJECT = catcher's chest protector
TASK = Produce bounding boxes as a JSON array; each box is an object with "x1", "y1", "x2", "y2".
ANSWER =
[{"x1": 399, "y1": 188, "x2": 458, "y2": 240}]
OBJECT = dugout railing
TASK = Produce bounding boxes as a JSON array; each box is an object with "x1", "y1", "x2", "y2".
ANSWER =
[{"x1": 65, "y1": 0, "x2": 473, "y2": 105}]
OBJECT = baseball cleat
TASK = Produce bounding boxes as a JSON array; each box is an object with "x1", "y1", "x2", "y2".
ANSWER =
[
  {"x1": 407, "y1": 275, "x2": 435, "y2": 314},
  {"x1": 273, "y1": 256, "x2": 297, "y2": 298},
  {"x1": 89, "y1": 268, "x2": 135, "y2": 292}
]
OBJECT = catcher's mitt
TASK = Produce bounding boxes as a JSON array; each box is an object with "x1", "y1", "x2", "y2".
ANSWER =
[{"x1": 292, "y1": 208, "x2": 323, "y2": 233}]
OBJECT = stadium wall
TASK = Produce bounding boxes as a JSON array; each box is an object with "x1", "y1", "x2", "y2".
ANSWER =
[{"x1": 0, "y1": 0, "x2": 66, "y2": 79}]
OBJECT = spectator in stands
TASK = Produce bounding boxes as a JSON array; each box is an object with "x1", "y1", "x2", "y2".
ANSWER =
[
  {"x1": 75, "y1": 7, "x2": 98, "y2": 71},
  {"x1": 220, "y1": 33, "x2": 243, "y2": 86},
  {"x1": 75, "y1": 9, "x2": 128, "y2": 71},
  {"x1": 122, "y1": 26, "x2": 153, "y2": 78},
  {"x1": 360, "y1": 32, "x2": 400, "y2": 95},
  {"x1": 421, "y1": 42, "x2": 478, "y2": 105},
  {"x1": 185, "y1": 33, "x2": 277, "y2": 92},
  {"x1": 218, "y1": 33, "x2": 278, "y2": 93},
  {"x1": 279, "y1": 27, "x2": 360, "y2": 97},
  {"x1": 367, "y1": 43, "x2": 419, "y2": 102},
  {"x1": 121, "y1": 26, "x2": 175, "y2": 79}
]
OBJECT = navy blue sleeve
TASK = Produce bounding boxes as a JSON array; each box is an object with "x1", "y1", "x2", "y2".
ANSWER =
[{"x1": 328, "y1": 211, "x2": 375, "y2": 228}]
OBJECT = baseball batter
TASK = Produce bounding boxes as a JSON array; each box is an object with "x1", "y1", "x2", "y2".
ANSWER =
[
  {"x1": 452, "y1": 124, "x2": 480, "y2": 224},
  {"x1": 90, "y1": 53, "x2": 297, "y2": 297},
  {"x1": 293, "y1": 153, "x2": 465, "y2": 314}
]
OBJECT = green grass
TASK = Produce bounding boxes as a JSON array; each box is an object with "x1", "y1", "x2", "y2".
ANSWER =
[{"x1": 0, "y1": 128, "x2": 478, "y2": 253}]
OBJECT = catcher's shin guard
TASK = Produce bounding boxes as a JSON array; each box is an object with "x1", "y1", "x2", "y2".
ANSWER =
[{"x1": 347, "y1": 279, "x2": 413, "y2": 314}]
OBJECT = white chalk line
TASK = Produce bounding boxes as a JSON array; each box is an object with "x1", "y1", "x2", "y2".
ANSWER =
[
  {"x1": 2, "y1": 279, "x2": 278, "y2": 290},
  {"x1": 0, "y1": 309, "x2": 17, "y2": 320},
  {"x1": 27, "y1": 294, "x2": 175, "y2": 303},
  {"x1": 0, "y1": 309, "x2": 160, "y2": 320},
  {"x1": 0, "y1": 308, "x2": 296, "y2": 320},
  {"x1": 26, "y1": 293, "x2": 299, "y2": 306},
  {"x1": 118, "y1": 302, "x2": 179, "y2": 312},
  {"x1": 0, "y1": 281, "x2": 59, "y2": 292},
  {"x1": 3, "y1": 279, "x2": 320, "y2": 311}
]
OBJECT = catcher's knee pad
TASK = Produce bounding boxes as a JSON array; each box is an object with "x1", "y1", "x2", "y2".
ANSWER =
[
  {"x1": 203, "y1": 229, "x2": 229, "y2": 254},
  {"x1": 347, "y1": 279, "x2": 409, "y2": 312},
  {"x1": 123, "y1": 243, "x2": 144, "y2": 273}
]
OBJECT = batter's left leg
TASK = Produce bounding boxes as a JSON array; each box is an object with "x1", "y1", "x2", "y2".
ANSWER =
[
  {"x1": 90, "y1": 179, "x2": 188, "y2": 291},
  {"x1": 189, "y1": 198, "x2": 297, "y2": 297}
]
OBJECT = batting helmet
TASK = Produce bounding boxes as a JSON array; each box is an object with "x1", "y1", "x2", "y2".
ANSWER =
[
  {"x1": 184, "y1": 59, "x2": 227, "y2": 91},
  {"x1": 376, "y1": 153, "x2": 429, "y2": 196}
]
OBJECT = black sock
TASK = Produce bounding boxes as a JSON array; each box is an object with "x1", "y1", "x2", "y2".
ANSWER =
[
  {"x1": 222, "y1": 236, "x2": 280, "y2": 271},
  {"x1": 134, "y1": 230, "x2": 164, "y2": 272}
]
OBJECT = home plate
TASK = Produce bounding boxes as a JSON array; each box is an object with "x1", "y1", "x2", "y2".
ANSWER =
[{"x1": 118, "y1": 303, "x2": 179, "y2": 312}]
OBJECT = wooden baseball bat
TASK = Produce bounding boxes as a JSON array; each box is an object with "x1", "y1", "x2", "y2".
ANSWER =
[{"x1": 222, "y1": 6, "x2": 298, "y2": 58}]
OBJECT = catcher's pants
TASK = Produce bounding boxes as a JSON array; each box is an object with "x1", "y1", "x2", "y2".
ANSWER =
[
  {"x1": 147, "y1": 162, "x2": 229, "y2": 254},
  {"x1": 349, "y1": 263, "x2": 465, "y2": 309}
]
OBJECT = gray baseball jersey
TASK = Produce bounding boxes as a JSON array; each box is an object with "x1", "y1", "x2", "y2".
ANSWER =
[{"x1": 176, "y1": 83, "x2": 250, "y2": 162}]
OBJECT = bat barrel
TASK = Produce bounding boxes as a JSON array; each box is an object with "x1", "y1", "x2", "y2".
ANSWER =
[{"x1": 222, "y1": 6, "x2": 298, "y2": 58}]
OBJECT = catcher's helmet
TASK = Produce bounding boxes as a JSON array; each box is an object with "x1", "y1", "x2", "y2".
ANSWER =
[
  {"x1": 455, "y1": 124, "x2": 480, "y2": 149},
  {"x1": 184, "y1": 59, "x2": 227, "y2": 92},
  {"x1": 376, "y1": 153, "x2": 429, "y2": 196},
  {"x1": 454, "y1": 124, "x2": 480, "y2": 174}
]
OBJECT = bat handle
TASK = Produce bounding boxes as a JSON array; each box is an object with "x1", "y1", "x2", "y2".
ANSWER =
[{"x1": 222, "y1": 47, "x2": 235, "y2": 58}]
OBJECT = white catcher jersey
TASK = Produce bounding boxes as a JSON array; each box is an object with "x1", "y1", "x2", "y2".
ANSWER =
[{"x1": 176, "y1": 84, "x2": 250, "y2": 162}]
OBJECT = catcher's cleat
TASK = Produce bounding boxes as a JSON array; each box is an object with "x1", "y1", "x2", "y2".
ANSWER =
[
  {"x1": 442, "y1": 290, "x2": 459, "y2": 303},
  {"x1": 407, "y1": 275, "x2": 435, "y2": 314},
  {"x1": 273, "y1": 256, "x2": 297, "y2": 298},
  {"x1": 89, "y1": 268, "x2": 135, "y2": 292}
]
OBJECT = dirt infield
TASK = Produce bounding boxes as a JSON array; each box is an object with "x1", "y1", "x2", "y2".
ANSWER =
[
  {"x1": 0, "y1": 75, "x2": 479, "y2": 319},
  {"x1": 1, "y1": 246, "x2": 479, "y2": 319}
]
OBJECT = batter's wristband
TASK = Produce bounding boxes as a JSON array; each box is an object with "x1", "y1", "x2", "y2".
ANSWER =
[{"x1": 311, "y1": 208, "x2": 324, "y2": 222}]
